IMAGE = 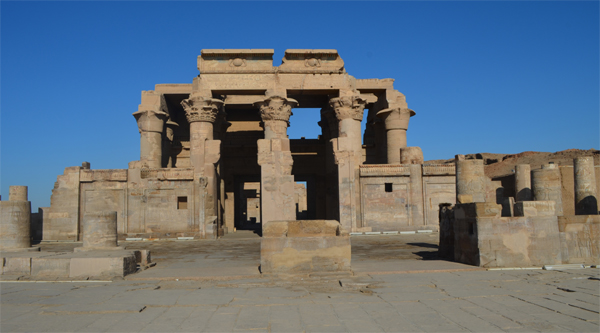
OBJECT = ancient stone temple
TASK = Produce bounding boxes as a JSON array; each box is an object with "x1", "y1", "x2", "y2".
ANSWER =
[{"x1": 43, "y1": 49, "x2": 456, "y2": 241}]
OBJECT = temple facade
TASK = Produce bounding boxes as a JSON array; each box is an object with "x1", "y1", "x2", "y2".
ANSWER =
[{"x1": 43, "y1": 49, "x2": 456, "y2": 240}]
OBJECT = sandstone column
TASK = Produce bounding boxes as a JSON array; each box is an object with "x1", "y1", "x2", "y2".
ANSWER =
[
  {"x1": 574, "y1": 157, "x2": 598, "y2": 215},
  {"x1": 0, "y1": 186, "x2": 32, "y2": 250},
  {"x1": 532, "y1": 164, "x2": 563, "y2": 216},
  {"x1": 330, "y1": 94, "x2": 366, "y2": 231},
  {"x1": 80, "y1": 211, "x2": 119, "y2": 249},
  {"x1": 181, "y1": 94, "x2": 224, "y2": 235},
  {"x1": 255, "y1": 96, "x2": 297, "y2": 224},
  {"x1": 455, "y1": 155, "x2": 486, "y2": 203},
  {"x1": 515, "y1": 164, "x2": 532, "y2": 202},
  {"x1": 133, "y1": 109, "x2": 168, "y2": 168},
  {"x1": 163, "y1": 120, "x2": 179, "y2": 168},
  {"x1": 376, "y1": 108, "x2": 415, "y2": 164},
  {"x1": 320, "y1": 107, "x2": 339, "y2": 220}
]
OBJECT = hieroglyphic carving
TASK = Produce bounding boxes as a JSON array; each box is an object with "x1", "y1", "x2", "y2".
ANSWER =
[
  {"x1": 140, "y1": 168, "x2": 194, "y2": 180},
  {"x1": 181, "y1": 95, "x2": 224, "y2": 123},
  {"x1": 329, "y1": 96, "x2": 366, "y2": 121},
  {"x1": 80, "y1": 170, "x2": 128, "y2": 182},
  {"x1": 359, "y1": 165, "x2": 410, "y2": 177},
  {"x1": 422, "y1": 164, "x2": 456, "y2": 176}
]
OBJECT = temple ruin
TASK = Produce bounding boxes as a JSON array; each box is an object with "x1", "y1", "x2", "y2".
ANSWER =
[{"x1": 42, "y1": 49, "x2": 455, "y2": 241}]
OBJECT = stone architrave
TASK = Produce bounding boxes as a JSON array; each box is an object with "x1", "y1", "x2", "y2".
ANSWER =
[
  {"x1": 515, "y1": 164, "x2": 532, "y2": 202},
  {"x1": 532, "y1": 164, "x2": 563, "y2": 216},
  {"x1": 574, "y1": 157, "x2": 598, "y2": 215},
  {"x1": 455, "y1": 155, "x2": 486, "y2": 203},
  {"x1": 329, "y1": 94, "x2": 366, "y2": 232},
  {"x1": 133, "y1": 109, "x2": 168, "y2": 168},
  {"x1": 0, "y1": 186, "x2": 33, "y2": 250},
  {"x1": 255, "y1": 96, "x2": 298, "y2": 139},
  {"x1": 376, "y1": 108, "x2": 415, "y2": 164}
]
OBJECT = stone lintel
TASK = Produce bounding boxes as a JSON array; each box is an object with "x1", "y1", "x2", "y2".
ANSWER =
[
  {"x1": 199, "y1": 49, "x2": 275, "y2": 74},
  {"x1": 154, "y1": 84, "x2": 192, "y2": 94},
  {"x1": 355, "y1": 78, "x2": 395, "y2": 90},
  {"x1": 279, "y1": 49, "x2": 344, "y2": 73}
]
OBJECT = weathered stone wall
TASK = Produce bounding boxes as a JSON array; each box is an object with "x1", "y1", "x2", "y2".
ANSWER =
[
  {"x1": 453, "y1": 202, "x2": 563, "y2": 268},
  {"x1": 359, "y1": 164, "x2": 455, "y2": 232},
  {"x1": 558, "y1": 215, "x2": 599, "y2": 265}
]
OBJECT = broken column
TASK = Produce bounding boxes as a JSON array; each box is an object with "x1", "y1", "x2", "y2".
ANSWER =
[
  {"x1": 0, "y1": 186, "x2": 33, "y2": 251},
  {"x1": 515, "y1": 164, "x2": 532, "y2": 202},
  {"x1": 532, "y1": 164, "x2": 563, "y2": 216},
  {"x1": 574, "y1": 156, "x2": 598, "y2": 215},
  {"x1": 256, "y1": 96, "x2": 297, "y2": 224},
  {"x1": 376, "y1": 108, "x2": 415, "y2": 164},
  {"x1": 133, "y1": 109, "x2": 168, "y2": 168},
  {"x1": 79, "y1": 211, "x2": 120, "y2": 250},
  {"x1": 455, "y1": 155, "x2": 486, "y2": 203},
  {"x1": 330, "y1": 93, "x2": 366, "y2": 231}
]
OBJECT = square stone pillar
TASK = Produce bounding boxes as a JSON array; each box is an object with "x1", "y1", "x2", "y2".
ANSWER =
[{"x1": 257, "y1": 139, "x2": 296, "y2": 224}]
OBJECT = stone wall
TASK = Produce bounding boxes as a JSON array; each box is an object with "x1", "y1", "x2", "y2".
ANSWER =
[
  {"x1": 359, "y1": 164, "x2": 455, "y2": 232},
  {"x1": 558, "y1": 215, "x2": 599, "y2": 265}
]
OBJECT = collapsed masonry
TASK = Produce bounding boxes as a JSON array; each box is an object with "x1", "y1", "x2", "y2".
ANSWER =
[
  {"x1": 440, "y1": 156, "x2": 599, "y2": 268},
  {"x1": 42, "y1": 49, "x2": 455, "y2": 242}
]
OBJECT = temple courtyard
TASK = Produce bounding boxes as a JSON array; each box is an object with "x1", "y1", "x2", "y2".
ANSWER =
[{"x1": 1, "y1": 232, "x2": 598, "y2": 332}]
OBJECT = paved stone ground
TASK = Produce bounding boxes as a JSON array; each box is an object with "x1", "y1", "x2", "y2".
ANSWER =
[{"x1": 2, "y1": 233, "x2": 599, "y2": 332}]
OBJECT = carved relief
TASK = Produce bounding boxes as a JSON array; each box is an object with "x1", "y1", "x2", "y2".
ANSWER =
[
  {"x1": 255, "y1": 96, "x2": 298, "y2": 123},
  {"x1": 359, "y1": 165, "x2": 411, "y2": 177},
  {"x1": 181, "y1": 95, "x2": 224, "y2": 123},
  {"x1": 329, "y1": 96, "x2": 366, "y2": 121}
]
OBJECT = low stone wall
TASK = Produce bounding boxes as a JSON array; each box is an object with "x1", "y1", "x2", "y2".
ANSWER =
[
  {"x1": 558, "y1": 215, "x2": 599, "y2": 265},
  {"x1": 453, "y1": 202, "x2": 563, "y2": 268},
  {"x1": 260, "y1": 220, "x2": 351, "y2": 274}
]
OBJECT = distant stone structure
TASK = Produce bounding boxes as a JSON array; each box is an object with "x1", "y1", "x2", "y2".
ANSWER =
[
  {"x1": 42, "y1": 49, "x2": 456, "y2": 242},
  {"x1": 441, "y1": 157, "x2": 599, "y2": 267}
]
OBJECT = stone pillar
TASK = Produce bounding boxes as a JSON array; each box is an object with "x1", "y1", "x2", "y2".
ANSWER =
[
  {"x1": 133, "y1": 109, "x2": 168, "y2": 168},
  {"x1": 330, "y1": 94, "x2": 366, "y2": 231},
  {"x1": 9, "y1": 186, "x2": 28, "y2": 201},
  {"x1": 376, "y1": 108, "x2": 415, "y2": 164},
  {"x1": 255, "y1": 96, "x2": 298, "y2": 139},
  {"x1": 320, "y1": 108, "x2": 339, "y2": 220},
  {"x1": 515, "y1": 164, "x2": 532, "y2": 202},
  {"x1": 400, "y1": 147, "x2": 424, "y2": 164},
  {"x1": 574, "y1": 157, "x2": 598, "y2": 215},
  {"x1": 455, "y1": 155, "x2": 486, "y2": 203},
  {"x1": 0, "y1": 186, "x2": 32, "y2": 250},
  {"x1": 80, "y1": 211, "x2": 119, "y2": 249},
  {"x1": 532, "y1": 164, "x2": 563, "y2": 216},
  {"x1": 163, "y1": 120, "x2": 179, "y2": 168},
  {"x1": 255, "y1": 96, "x2": 297, "y2": 225}
]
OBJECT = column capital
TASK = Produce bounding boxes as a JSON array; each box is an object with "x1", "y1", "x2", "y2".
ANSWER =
[
  {"x1": 376, "y1": 107, "x2": 415, "y2": 130},
  {"x1": 255, "y1": 96, "x2": 298, "y2": 124},
  {"x1": 181, "y1": 95, "x2": 224, "y2": 123},
  {"x1": 329, "y1": 95, "x2": 366, "y2": 121},
  {"x1": 133, "y1": 109, "x2": 168, "y2": 133}
]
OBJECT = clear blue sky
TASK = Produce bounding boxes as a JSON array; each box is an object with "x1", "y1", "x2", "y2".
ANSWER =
[{"x1": 2, "y1": 1, "x2": 598, "y2": 210}]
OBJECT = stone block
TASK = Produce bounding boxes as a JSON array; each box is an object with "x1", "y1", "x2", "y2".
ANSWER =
[
  {"x1": 287, "y1": 220, "x2": 340, "y2": 237},
  {"x1": 2, "y1": 257, "x2": 31, "y2": 275},
  {"x1": 134, "y1": 250, "x2": 151, "y2": 265},
  {"x1": 455, "y1": 202, "x2": 501, "y2": 219},
  {"x1": 558, "y1": 215, "x2": 599, "y2": 265},
  {"x1": 261, "y1": 220, "x2": 350, "y2": 274},
  {"x1": 31, "y1": 258, "x2": 70, "y2": 277},
  {"x1": 514, "y1": 201, "x2": 556, "y2": 217},
  {"x1": 70, "y1": 254, "x2": 137, "y2": 278}
]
